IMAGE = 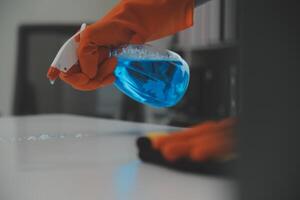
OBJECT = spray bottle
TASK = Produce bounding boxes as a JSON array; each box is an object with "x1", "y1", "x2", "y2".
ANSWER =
[{"x1": 47, "y1": 24, "x2": 190, "y2": 108}]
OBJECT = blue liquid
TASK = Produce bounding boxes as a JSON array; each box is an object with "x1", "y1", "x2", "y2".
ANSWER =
[{"x1": 114, "y1": 58, "x2": 190, "y2": 107}]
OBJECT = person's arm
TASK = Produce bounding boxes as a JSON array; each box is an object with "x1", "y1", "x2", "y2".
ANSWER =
[
  {"x1": 139, "y1": 118, "x2": 236, "y2": 162},
  {"x1": 51, "y1": 0, "x2": 195, "y2": 91}
]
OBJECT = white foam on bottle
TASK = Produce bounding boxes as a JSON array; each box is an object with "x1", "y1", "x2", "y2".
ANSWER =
[{"x1": 114, "y1": 45, "x2": 179, "y2": 61}]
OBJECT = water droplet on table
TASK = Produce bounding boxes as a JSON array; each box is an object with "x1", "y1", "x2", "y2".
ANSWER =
[
  {"x1": 27, "y1": 136, "x2": 37, "y2": 141},
  {"x1": 39, "y1": 134, "x2": 50, "y2": 140}
]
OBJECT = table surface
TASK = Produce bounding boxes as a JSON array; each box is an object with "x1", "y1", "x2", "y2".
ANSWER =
[{"x1": 0, "y1": 114, "x2": 236, "y2": 200}]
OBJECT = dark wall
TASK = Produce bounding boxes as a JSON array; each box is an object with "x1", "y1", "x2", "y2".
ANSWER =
[{"x1": 239, "y1": 1, "x2": 300, "y2": 200}]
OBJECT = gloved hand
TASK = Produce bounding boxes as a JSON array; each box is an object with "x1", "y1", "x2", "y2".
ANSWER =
[
  {"x1": 151, "y1": 118, "x2": 236, "y2": 162},
  {"x1": 50, "y1": 0, "x2": 194, "y2": 91}
]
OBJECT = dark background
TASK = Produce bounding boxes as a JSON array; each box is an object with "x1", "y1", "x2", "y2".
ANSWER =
[{"x1": 238, "y1": 0, "x2": 300, "y2": 199}]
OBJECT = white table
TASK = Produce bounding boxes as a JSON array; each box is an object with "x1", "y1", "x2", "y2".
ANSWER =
[{"x1": 0, "y1": 114, "x2": 236, "y2": 200}]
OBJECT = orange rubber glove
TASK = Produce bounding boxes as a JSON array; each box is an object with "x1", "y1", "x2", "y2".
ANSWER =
[
  {"x1": 50, "y1": 0, "x2": 194, "y2": 91},
  {"x1": 151, "y1": 118, "x2": 236, "y2": 162}
]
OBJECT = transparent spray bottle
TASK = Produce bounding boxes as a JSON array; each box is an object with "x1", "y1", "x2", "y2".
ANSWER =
[
  {"x1": 48, "y1": 24, "x2": 190, "y2": 108},
  {"x1": 111, "y1": 44, "x2": 189, "y2": 107}
]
